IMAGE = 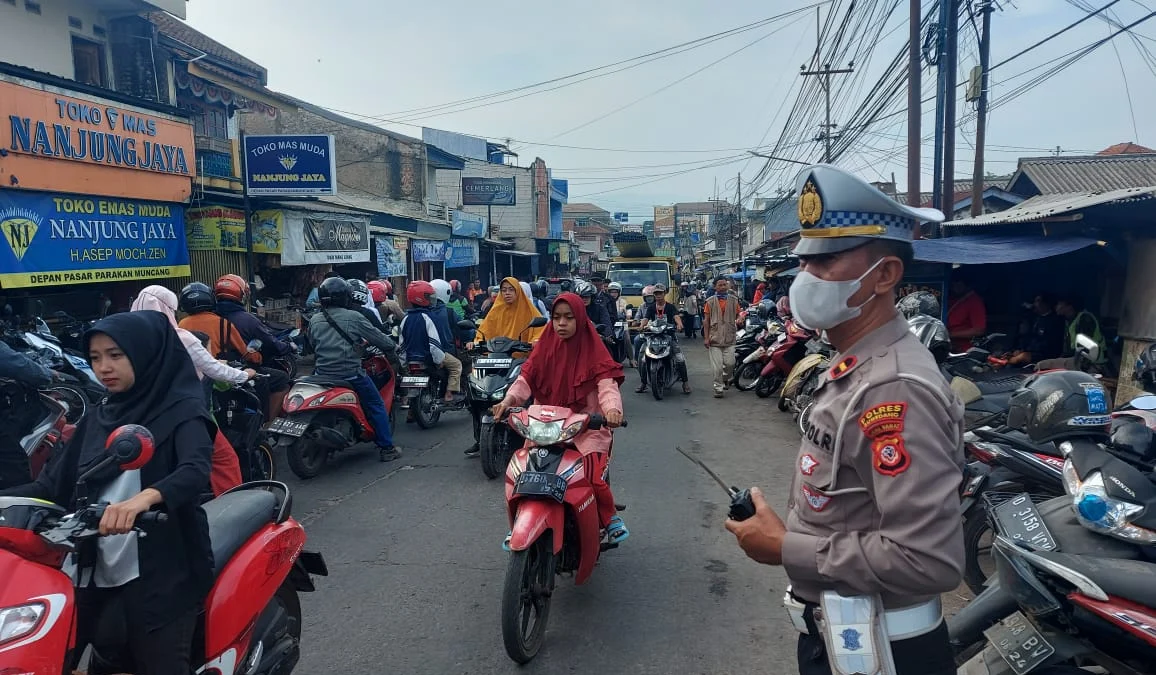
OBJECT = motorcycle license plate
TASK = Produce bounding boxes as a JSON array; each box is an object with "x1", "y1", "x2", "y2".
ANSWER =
[
  {"x1": 993, "y1": 494, "x2": 1057, "y2": 551},
  {"x1": 614, "y1": 322, "x2": 624, "y2": 328},
  {"x1": 983, "y1": 611, "x2": 1054, "y2": 675},
  {"x1": 400, "y1": 376, "x2": 430, "y2": 387},
  {"x1": 268, "y1": 417, "x2": 309, "y2": 438},
  {"x1": 513, "y1": 471, "x2": 568, "y2": 503},
  {"x1": 475, "y1": 358, "x2": 512, "y2": 368}
]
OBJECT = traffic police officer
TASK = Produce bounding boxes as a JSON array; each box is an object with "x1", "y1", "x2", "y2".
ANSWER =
[{"x1": 725, "y1": 165, "x2": 965, "y2": 675}]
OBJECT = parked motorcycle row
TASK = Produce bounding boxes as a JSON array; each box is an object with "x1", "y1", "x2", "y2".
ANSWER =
[{"x1": 945, "y1": 341, "x2": 1156, "y2": 674}]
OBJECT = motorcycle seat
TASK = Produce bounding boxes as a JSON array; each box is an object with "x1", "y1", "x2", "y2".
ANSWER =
[
  {"x1": 203, "y1": 489, "x2": 278, "y2": 575},
  {"x1": 1027, "y1": 550, "x2": 1156, "y2": 608},
  {"x1": 297, "y1": 375, "x2": 351, "y2": 388},
  {"x1": 970, "y1": 376, "x2": 1024, "y2": 395}
]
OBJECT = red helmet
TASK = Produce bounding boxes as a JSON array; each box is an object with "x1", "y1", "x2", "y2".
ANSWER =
[
  {"x1": 776, "y1": 295, "x2": 791, "y2": 318},
  {"x1": 214, "y1": 274, "x2": 249, "y2": 303},
  {"x1": 367, "y1": 280, "x2": 388, "y2": 303},
  {"x1": 381, "y1": 280, "x2": 393, "y2": 296},
  {"x1": 407, "y1": 280, "x2": 436, "y2": 307},
  {"x1": 450, "y1": 279, "x2": 461, "y2": 294}
]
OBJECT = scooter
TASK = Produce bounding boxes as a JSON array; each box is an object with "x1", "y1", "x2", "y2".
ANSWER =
[
  {"x1": 0, "y1": 425, "x2": 328, "y2": 674},
  {"x1": 19, "y1": 389, "x2": 70, "y2": 480},
  {"x1": 14, "y1": 328, "x2": 104, "y2": 424},
  {"x1": 270, "y1": 347, "x2": 399, "y2": 479},
  {"x1": 637, "y1": 318, "x2": 679, "y2": 400},
  {"x1": 212, "y1": 372, "x2": 275, "y2": 483},
  {"x1": 753, "y1": 317, "x2": 811, "y2": 399},
  {"x1": 499, "y1": 405, "x2": 627, "y2": 664},
  {"x1": 462, "y1": 317, "x2": 545, "y2": 480},
  {"x1": 732, "y1": 324, "x2": 782, "y2": 392},
  {"x1": 779, "y1": 337, "x2": 834, "y2": 425}
]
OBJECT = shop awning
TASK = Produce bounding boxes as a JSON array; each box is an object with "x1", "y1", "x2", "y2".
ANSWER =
[
  {"x1": 369, "y1": 213, "x2": 452, "y2": 240},
  {"x1": 498, "y1": 250, "x2": 539, "y2": 257},
  {"x1": 481, "y1": 238, "x2": 513, "y2": 249},
  {"x1": 942, "y1": 186, "x2": 1156, "y2": 228},
  {"x1": 912, "y1": 234, "x2": 1099, "y2": 264}
]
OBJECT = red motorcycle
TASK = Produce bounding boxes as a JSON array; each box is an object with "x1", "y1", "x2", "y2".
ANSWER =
[
  {"x1": 753, "y1": 317, "x2": 812, "y2": 398},
  {"x1": 499, "y1": 405, "x2": 627, "y2": 664},
  {"x1": 0, "y1": 425, "x2": 327, "y2": 674},
  {"x1": 269, "y1": 347, "x2": 399, "y2": 479},
  {"x1": 22, "y1": 391, "x2": 71, "y2": 480}
]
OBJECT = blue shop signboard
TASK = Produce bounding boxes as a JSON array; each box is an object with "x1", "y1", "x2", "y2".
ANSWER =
[
  {"x1": 411, "y1": 239, "x2": 449, "y2": 263},
  {"x1": 461, "y1": 177, "x2": 516, "y2": 206},
  {"x1": 0, "y1": 190, "x2": 189, "y2": 288},
  {"x1": 451, "y1": 210, "x2": 486, "y2": 238},
  {"x1": 243, "y1": 134, "x2": 337, "y2": 196},
  {"x1": 446, "y1": 237, "x2": 479, "y2": 269}
]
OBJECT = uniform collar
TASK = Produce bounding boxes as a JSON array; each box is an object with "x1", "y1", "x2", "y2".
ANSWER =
[{"x1": 821, "y1": 312, "x2": 910, "y2": 384}]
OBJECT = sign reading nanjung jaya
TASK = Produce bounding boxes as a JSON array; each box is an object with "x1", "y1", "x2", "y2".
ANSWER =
[{"x1": 243, "y1": 134, "x2": 337, "y2": 196}]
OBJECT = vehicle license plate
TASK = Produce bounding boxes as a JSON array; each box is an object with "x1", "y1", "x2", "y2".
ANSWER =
[
  {"x1": 400, "y1": 376, "x2": 430, "y2": 387},
  {"x1": 983, "y1": 611, "x2": 1055, "y2": 675},
  {"x1": 513, "y1": 471, "x2": 568, "y2": 502},
  {"x1": 993, "y1": 493, "x2": 1057, "y2": 551},
  {"x1": 268, "y1": 418, "x2": 309, "y2": 438},
  {"x1": 475, "y1": 358, "x2": 512, "y2": 368}
]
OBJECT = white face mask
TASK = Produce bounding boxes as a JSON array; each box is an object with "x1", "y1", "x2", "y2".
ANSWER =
[{"x1": 788, "y1": 258, "x2": 884, "y2": 331}]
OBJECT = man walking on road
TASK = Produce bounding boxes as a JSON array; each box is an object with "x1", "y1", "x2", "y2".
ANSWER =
[{"x1": 702, "y1": 276, "x2": 740, "y2": 398}]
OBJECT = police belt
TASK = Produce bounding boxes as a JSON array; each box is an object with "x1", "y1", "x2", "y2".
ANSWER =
[{"x1": 784, "y1": 588, "x2": 942, "y2": 641}]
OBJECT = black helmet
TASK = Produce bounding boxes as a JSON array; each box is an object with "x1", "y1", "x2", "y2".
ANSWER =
[
  {"x1": 756, "y1": 299, "x2": 775, "y2": 320},
  {"x1": 1136, "y1": 343, "x2": 1156, "y2": 388},
  {"x1": 897, "y1": 291, "x2": 940, "y2": 320},
  {"x1": 1006, "y1": 371, "x2": 1112, "y2": 443},
  {"x1": 1110, "y1": 417, "x2": 1156, "y2": 463},
  {"x1": 318, "y1": 277, "x2": 352, "y2": 308},
  {"x1": 348, "y1": 279, "x2": 370, "y2": 305},
  {"x1": 575, "y1": 280, "x2": 596, "y2": 298},
  {"x1": 531, "y1": 280, "x2": 548, "y2": 299},
  {"x1": 179, "y1": 282, "x2": 214, "y2": 314}
]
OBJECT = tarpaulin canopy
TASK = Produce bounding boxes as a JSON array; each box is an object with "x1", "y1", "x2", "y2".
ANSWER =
[{"x1": 912, "y1": 235, "x2": 1098, "y2": 264}]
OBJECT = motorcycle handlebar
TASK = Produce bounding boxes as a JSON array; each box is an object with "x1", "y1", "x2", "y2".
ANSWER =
[
  {"x1": 137, "y1": 511, "x2": 168, "y2": 524},
  {"x1": 588, "y1": 414, "x2": 628, "y2": 430}
]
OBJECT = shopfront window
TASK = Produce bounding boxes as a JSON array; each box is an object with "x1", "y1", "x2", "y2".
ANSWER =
[{"x1": 71, "y1": 36, "x2": 107, "y2": 87}]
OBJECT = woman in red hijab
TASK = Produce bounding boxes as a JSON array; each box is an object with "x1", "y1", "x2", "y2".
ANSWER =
[{"x1": 492, "y1": 292, "x2": 629, "y2": 543}]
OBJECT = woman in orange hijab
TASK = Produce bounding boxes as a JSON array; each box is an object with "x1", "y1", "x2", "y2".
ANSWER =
[{"x1": 469, "y1": 277, "x2": 545, "y2": 346}]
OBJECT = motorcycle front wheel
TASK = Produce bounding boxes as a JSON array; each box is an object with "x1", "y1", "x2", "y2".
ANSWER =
[
  {"x1": 501, "y1": 534, "x2": 556, "y2": 664},
  {"x1": 755, "y1": 373, "x2": 783, "y2": 399},
  {"x1": 480, "y1": 422, "x2": 505, "y2": 480},
  {"x1": 734, "y1": 362, "x2": 762, "y2": 391},
  {"x1": 649, "y1": 360, "x2": 666, "y2": 401}
]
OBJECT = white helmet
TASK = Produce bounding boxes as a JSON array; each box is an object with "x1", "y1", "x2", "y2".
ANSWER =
[
  {"x1": 429, "y1": 279, "x2": 451, "y2": 305},
  {"x1": 519, "y1": 281, "x2": 533, "y2": 300},
  {"x1": 608, "y1": 282, "x2": 622, "y2": 293}
]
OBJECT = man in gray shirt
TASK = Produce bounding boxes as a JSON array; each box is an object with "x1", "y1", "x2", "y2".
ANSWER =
[{"x1": 309, "y1": 277, "x2": 401, "y2": 461}]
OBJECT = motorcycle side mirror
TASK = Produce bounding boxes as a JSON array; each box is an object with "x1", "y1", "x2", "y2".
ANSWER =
[
  {"x1": 528, "y1": 316, "x2": 548, "y2": 328},
  {"x1": 457, "y1": 319, "x2": 477, "y2": 331},
  {"x1": 1130, "y1": 395, "x2": 1156, "y2": 411},
  {"x1": 106, "y1": 424, "x2": 156, "y2": 470},
  {"x1": 246, "y1": 339, "x2": 263, "y2": 353},
  {"x1": 1075, "y1": 333, "x2": 1099, "y2": 363}
]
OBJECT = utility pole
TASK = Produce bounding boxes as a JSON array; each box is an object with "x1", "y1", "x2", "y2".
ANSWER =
[
  {"x1": 941, "y1": 0, "x2": 961, "y2": 215},
  {"x1": 970, "y1": 0, "x2": 994, "y2": 217},
  {"x1": 735, "y1": 172, "x2": 745, "y2": 296},
  {"x1": 907, "y1": 0, "x2": 921, "y2": 207},
  {"x1": 801, "y1": 64, "x2": 854, "y2": 162}
]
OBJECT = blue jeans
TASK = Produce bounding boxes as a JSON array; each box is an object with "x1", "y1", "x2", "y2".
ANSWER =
[{"x1": 347, "y1": 374, "x2": 393, "y2": 447}]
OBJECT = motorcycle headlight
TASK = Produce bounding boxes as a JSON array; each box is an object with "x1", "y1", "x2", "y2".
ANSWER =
[
  {"x1": 0, "y1": 602, "x2": 46, "y2": 644},
  {"x1": 526, "y1": 420, "x2": 564, "y2": 445},
  {"x1": 1064, "y1": 463, "x2": 1156, "y2": 543}
]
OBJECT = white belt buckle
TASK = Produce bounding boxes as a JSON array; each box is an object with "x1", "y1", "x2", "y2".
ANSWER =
[
  {"x1": 882, "y1": 597, "x2": 942, "y2": 641},
  {"x1": 783, "y1": 586, "x2": 809, "y2": 634}
]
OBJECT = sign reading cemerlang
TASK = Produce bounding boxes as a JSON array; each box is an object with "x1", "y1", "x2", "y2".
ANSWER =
[
  {"x1": 461, "y1": 177, "x2": 516, "y2": 206},
  {"x1": 0, "y1": 190, "x2": 189, "y2": 288},
  {"x1": 243, "y1": 134, "x2": 337, "y2": 196}
]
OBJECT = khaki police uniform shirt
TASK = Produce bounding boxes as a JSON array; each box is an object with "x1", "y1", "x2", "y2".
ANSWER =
[{"x1": 781, "y1": 313, "x2": 965, "y2": 610}]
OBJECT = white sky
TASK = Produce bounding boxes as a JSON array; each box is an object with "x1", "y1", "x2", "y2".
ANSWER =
[{"x1": 185, "y1": 0, "x2": 1156, "y2": 220}]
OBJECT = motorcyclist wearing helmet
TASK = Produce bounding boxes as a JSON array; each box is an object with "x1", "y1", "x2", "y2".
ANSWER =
[
  {"x1": 309, "y1": 277, "x2": 402, "y2": 461},
  {"x1": 428, "y1": 280, "x2": 464, "y2": 364},
  {"x1": 480, "y1": 285, "x2": 500, "y2": 317},
  {"x1": 348, "y1": 279, "x2": 386, "y2": 331},
  {"x1": 575, "y1": 281, "x2": 613, "y2": 341},
  {"x1": 634, "y1": 283, "x2": 690, "y2": 394},
  {"x1": 446, "y1": 279, "x2": 475, "y2": 323},
  {"x1": 399, "y1": 281, "x2": 466, "y2": 407},
  {"x1": 178, "y1": 281, "x2": 251, "y2": 360},
  {"x1": 589, "y1": 275, "x2": 617, "y2": 326},
  {"x1": 679, "y1": 281, "x2": 700, "y2": 339},
  {"x1": 208, "y1": 275, "x2": 293, "y2": 421},
  {"x1": 607, "y1": 281, "x2": 635, "y2": 368},
  {"x1": 368, "y1": 279, "x2": 404, "y2": 322}
]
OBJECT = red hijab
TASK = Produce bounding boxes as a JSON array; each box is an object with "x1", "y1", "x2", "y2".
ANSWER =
[{"x1": 521, "y1": 292, "x2": 624, "y2": 409}]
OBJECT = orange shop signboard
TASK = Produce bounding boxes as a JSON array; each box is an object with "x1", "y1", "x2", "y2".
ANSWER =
[{"x1": 0, "y1": 77, "x2": 195, "y2": 204}]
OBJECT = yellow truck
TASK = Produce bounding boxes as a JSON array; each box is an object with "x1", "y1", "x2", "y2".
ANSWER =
[{"x1": 607, "y1": 233, "x2": 679, "y2": 309}]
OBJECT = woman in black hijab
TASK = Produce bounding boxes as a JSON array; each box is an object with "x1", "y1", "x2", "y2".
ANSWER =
[{"x1": 3, "y1": 310, "x2": 214, "y2": 673}]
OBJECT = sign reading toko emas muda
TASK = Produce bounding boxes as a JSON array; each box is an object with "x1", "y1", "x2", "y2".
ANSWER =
[{"x1": 243, "y1": 134, "x2": 337, "y2": 196}]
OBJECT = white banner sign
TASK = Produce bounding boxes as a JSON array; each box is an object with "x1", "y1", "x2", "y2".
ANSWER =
[{"x1": 281, "y1": 211, "x2": 371, "y2": 266}]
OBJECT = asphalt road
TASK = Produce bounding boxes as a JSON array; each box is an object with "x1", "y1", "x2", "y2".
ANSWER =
[{"x1": 278, "y1": 346, "x2": 967, "y2": 674}]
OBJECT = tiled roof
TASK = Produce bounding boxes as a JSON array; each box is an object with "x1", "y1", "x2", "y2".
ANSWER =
[
  {"x1": 562, "y1": 203, "x2": 610, "y2": 215},
  {"x1": 1009, "y1": 154, "x2": 1156, "y2": 195},
  {"x1": 149, "y1": 12, "x2": 267, "y2": 83},
  {"x1": 1098, "y1": 142, "x2": 1155, "y2": 155}
]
